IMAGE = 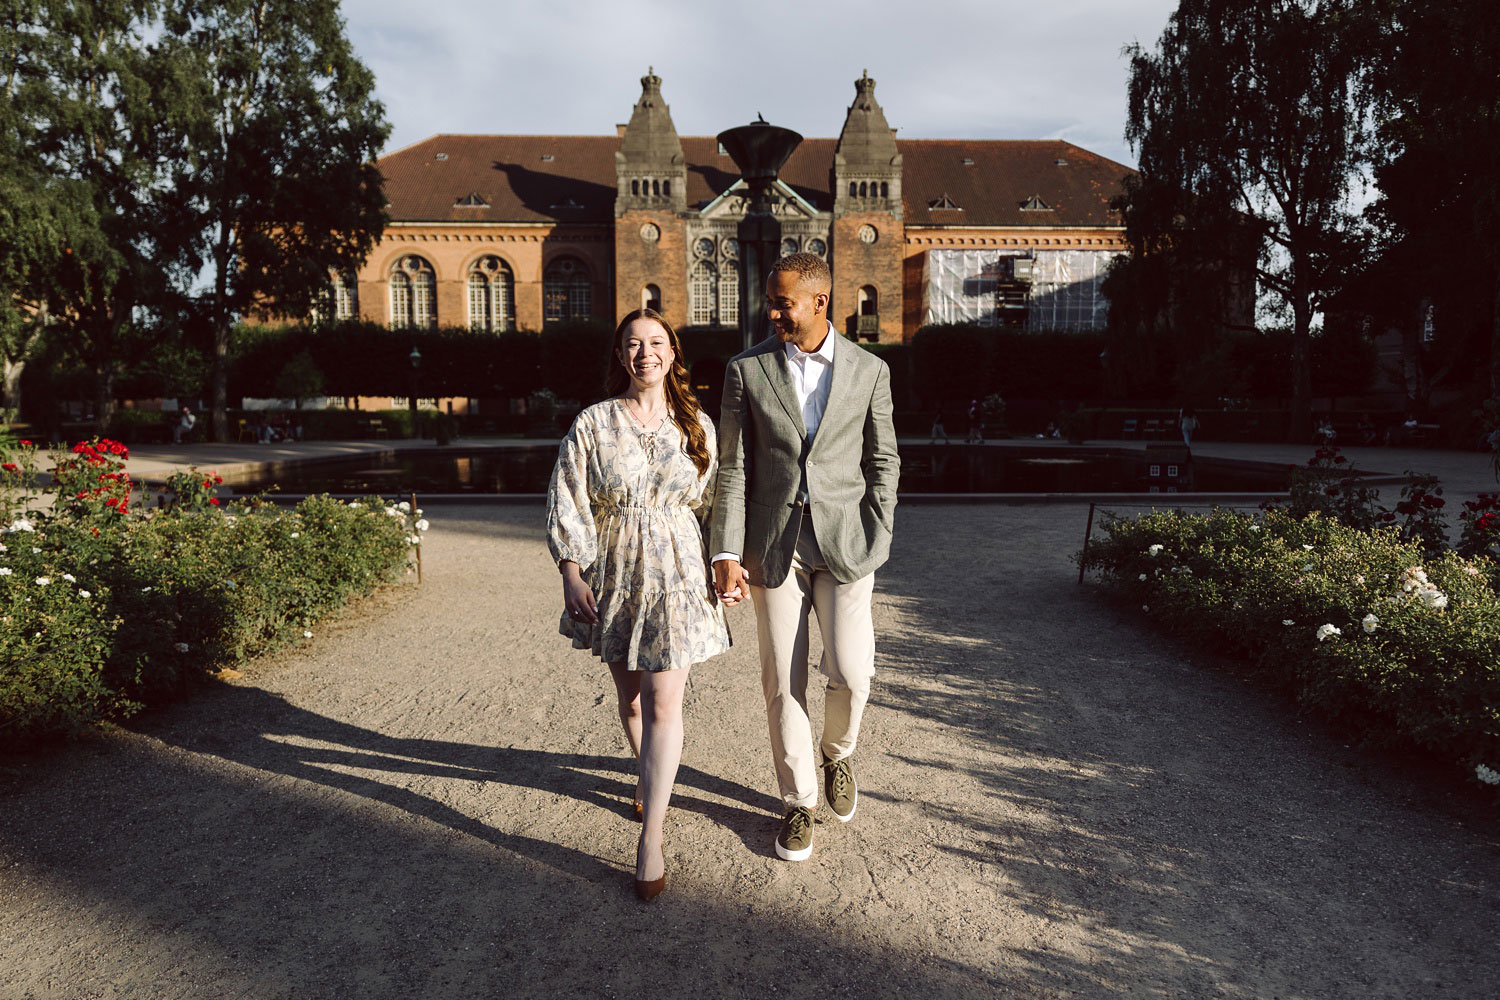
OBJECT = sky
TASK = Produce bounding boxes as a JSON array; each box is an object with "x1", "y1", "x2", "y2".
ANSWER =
[{"x1": 344, "y1": 0, "x2": 1181, "y2": 169}]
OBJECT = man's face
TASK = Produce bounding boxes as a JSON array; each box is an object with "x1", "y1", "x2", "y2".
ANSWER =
[{"x1": 765, "y1": 270, "x2": 827, "y2": 343}]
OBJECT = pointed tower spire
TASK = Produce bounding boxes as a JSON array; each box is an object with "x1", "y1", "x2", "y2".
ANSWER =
[{"x1": 616, "y1": 68, "x2": 686, "y2": 215}]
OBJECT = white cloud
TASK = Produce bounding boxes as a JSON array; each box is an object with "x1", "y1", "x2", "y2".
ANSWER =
[{"x1": 343, "y1": 0, "x2": 1178, "y2": 167}]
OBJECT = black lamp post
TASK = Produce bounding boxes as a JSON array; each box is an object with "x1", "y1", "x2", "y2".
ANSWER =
[
  {"x1": 717, "y1": 118, "x2": 803, "y2": 352},
  {"x1": 408, "y1": 346, "x2": 421, "y2": 435}
]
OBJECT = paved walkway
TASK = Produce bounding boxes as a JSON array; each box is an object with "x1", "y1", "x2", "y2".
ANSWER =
[{"x1": 2, "y1": 442, "x2": 1496, "y2": 998}]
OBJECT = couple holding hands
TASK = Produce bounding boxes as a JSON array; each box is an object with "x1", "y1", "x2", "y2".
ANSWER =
[{"x1": 546, "y1": 253, "x2": 899, "y2": 901}]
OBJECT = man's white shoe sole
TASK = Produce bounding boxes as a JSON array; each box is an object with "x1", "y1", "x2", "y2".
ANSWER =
[
  {"x1": 775, "y1": 839, "x2": 813, "y2": 861},
  {"x1": 830, "y1": 789, "x2": 858, "y2": 823}
]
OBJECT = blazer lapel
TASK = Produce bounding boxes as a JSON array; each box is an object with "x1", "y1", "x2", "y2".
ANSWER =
[{"x1": 756, "y1": 345, "x2": 807, "y2": 439}]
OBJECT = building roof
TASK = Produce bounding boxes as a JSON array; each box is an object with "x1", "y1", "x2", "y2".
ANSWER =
[{"x1": 378, "y1": 134, "x2": 1132, "y2": 228}]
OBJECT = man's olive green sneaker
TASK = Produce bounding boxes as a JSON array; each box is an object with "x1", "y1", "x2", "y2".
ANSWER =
[
  {"x1": 822, "y1": 756, "x2": 858, "y2": 823},
  {"x1": 775, "y1": 806, "x2": 815, "y2": 861}
]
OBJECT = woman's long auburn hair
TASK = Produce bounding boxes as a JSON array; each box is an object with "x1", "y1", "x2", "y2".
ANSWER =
[{"x1": 604, "y1": 308, "x2": 712, "y2": 477}]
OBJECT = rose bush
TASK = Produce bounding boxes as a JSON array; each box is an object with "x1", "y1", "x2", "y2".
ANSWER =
[
  {"x1": 0, "y1": 439, "x2": 424, "y2": 745},
  {"x1": 1078, "y1": 506, "x2": 1500, "y2": 784}
]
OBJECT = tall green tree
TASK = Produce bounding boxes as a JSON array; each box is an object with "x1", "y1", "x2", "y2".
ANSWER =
[
  {"x1": 158, "y1": 0, "x2": 388, "y2": 441},
  {"x1": 1122, "y1": 0, "x2": 1375, "y2": 440},
  {"x1": 25, "y1": 0, "x2": 176, "y2": 429},
  {"x1": 1366, "y1": 0, "x2": 1500, "y2": 405}
]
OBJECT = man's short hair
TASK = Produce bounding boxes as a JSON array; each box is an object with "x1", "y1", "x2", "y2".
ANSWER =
[{"x1": 770, "y1": 252, "x2": 831, "y2": 292}]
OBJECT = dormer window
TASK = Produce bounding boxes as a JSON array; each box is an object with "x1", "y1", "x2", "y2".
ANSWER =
[
  {"x1": 455, "y1": 192, "x2": 488, "y2": 207},
  {"x1": 1020, "y1": 194, "x2": 1053, "y2": 211},
  {"x1": 960, "y1": 157, "x2": 974, "y2": 165},
  {"x1": 541, "y1": 153, "x2": 555, "y2": 162},
  {"x1": 434, "y1": 152, "x2": 448, "y2": 161},
  {"x1": 928, "y1": 193, "x2": 961, "y2": 210}
]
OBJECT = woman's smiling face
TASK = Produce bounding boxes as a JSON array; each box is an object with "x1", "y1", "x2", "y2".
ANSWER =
[{"x1": 617, "y1": 317, "x2": 675, "y2": 388}]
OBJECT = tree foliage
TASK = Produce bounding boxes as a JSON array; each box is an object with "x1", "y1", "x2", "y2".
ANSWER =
[
  {"x1": 1364, "y1": 0, "x2": 1500, "y2": 406},
  {"x1": 154, "y1": 0, "x2": 389, "y2": 440},
  {"x1": 1121, "y1": 0, "x2": 1375, "y2": 440}
]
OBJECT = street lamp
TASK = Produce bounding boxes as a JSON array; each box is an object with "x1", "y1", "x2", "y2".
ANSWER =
[
  {"x1": 717, "y1": 117, "x2": 803, "y2": 352},
  {"x1": 408, "y1": 346, "x2": 421, "y2": 435}
]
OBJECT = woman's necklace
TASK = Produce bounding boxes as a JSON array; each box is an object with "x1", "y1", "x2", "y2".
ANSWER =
[{"x1": 621, "y1": 396, "x2": 671, "y2": 461}]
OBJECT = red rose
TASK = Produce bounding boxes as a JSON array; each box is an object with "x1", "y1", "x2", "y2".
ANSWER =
[
  {"x1": 209, "y1": 497, "x2": 220, "y2": 506},
  {"x1": 1, "y1": 463, "x2": 16, "y2": 472},
  {"x1": 19, "y1": 440, "x2": 31, "y2": 447}
]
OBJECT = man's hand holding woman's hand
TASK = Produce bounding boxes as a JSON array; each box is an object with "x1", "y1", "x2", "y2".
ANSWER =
[
  {"x1": 713, "y1": 559, "x2": 750, "y2": 607},
  {"x1": 559, "y1": 560, "x2": 599, "y2": 625}
]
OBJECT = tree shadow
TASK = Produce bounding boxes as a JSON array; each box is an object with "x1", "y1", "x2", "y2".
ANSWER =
[{"x1": 148, "y1": 683, "x2": 781, "y2": 861}]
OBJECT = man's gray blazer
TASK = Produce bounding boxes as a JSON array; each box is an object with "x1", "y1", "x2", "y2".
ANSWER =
[{"x1": 709, "y1": 332, "x2": 900, "y2": 587}]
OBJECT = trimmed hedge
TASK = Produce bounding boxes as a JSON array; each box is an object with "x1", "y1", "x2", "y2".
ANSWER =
[
  {"x1": 0, "y1": 438, "x2": 424, "y2": 746},
  {"x1": 1079, "y1": 507, "x2": 1500, "y2": 780}
]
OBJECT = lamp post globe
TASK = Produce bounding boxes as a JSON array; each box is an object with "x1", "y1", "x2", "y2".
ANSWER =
[{"x1": 716, "y1": 118, "x2": 803, "y2": 351}]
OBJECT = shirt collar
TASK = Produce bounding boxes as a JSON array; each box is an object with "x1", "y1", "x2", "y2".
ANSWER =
[{"x1": 783, "y1": 321, "x2": 838, "y2": 365}]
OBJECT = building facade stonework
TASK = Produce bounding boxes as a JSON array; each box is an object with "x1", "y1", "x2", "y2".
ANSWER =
[{"x1": 354, "y1": 72, "x2": 1133, "y2": 343}]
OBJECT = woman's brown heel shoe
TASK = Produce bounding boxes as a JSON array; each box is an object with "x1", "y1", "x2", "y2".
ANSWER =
[{"x1": 634, "y1": 842, "x2": 666, "y2": 902}]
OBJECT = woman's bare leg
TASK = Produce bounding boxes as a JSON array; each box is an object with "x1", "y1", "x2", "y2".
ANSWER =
[
  {"x1": 607, "y1": 662, "x2": 644, "y2": 813},
  {"x1": 636, "y1": 667, "x2": 690, "y2": 881}
]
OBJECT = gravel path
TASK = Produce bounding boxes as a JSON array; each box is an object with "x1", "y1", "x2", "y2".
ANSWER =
[{"x1": 2, "y1": 503, "x2": 1497, "y2": 999}]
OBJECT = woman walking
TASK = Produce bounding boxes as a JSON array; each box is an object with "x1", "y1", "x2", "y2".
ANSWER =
[{"x1": 546, "y1": 308, "x2": 731, "y2": 901}]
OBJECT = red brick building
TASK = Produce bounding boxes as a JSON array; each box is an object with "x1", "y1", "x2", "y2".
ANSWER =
[{"x1": 340, "y1": 71, "x2": 1134, "y2": 344}]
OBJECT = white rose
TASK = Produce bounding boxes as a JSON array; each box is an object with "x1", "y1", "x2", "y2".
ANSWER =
[
  {"x1": 79, "y1": 590, "x2": 91, "y2": 599},
  {"x1": 1248, "y1": 524, "x2": 1261, "y2": 532},
  {"x1": 1139, "y1": 574, "x2": 1148, "y2": 582},
  {"x1": 1282, "y1": 620, "x2": 1295, "y2": 626},
  {"x1": 175, "y1": 642, "x2": 190, "y2": 652},
  {"x1": 35, "y1": 576, "x2": 49, "y2": 586},
  {"x1": 62, "y1": 573, "x2": 76, "y2": 583},
  {"x1": 1303, "y1": 544, "x2": 1314, "y2": 551},
  {"x1": 1361, "y1": 614, "x2": 1378, "y2": 633},
  {"x1": 8, "y1": 518, "x2": 34, "y2": 532},
  {"x1": 1353, "y1": 574, "x2": 1365, "y2": 585},
  {"x1": 0, "y1": 567, "x2": 10, "y2": 576},
  {"x1": 290, "y1": 532, "x2": 300, "y2": 539},
  {"x1": 398, "y1": 501, "x2": 411, "y2": 512},
  {"x1": 303, "y1": 630, "x2": 313, "y2": 639},
  {"x1": 1315, "y1": 623, "x2": 1342, "y2": 641},
  {"x1": 1477, "y1": 764, "x2": 1500, "y2": 786},
  {"x1": 415, "y1": 519, "x2": 429, "y2": 532}
]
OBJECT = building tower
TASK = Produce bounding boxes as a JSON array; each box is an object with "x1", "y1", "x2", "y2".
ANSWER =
[
  {"x1": 614, "y1": 68, "x2": 688, "y2": 329},
  {"x1": 830, "y1": 70, "x2": 903, "y2": 342}
]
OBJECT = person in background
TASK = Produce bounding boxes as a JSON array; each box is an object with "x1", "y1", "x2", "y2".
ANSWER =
[
  {"x1": 930, "y1": 407, "x2": 949, "y2": 444},
  {"x1": 173, "y1": 406, "x2": 195, "y2": 444},
  {"x1": 1179, "y1": 407, "x2": 1199, "y2": 449}
]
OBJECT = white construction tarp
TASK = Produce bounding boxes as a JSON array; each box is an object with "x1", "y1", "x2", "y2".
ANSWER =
[{"x1": 922, "y1": 248, "x2": 1121, "y2": 330}]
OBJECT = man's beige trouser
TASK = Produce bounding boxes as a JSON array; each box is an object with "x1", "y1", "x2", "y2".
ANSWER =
[{"x1": 750, "y1": 514, "x2": 876, "y2": 810}]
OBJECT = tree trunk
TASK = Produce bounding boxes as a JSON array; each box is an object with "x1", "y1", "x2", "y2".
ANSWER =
[
  {"x1": 1491, "y1": 266, "x2": 1500, "y2": 400},
  {"x1": 212, "y1": 316, "x2": 229, "y2": 442},
  {"x1": 2, "y1": 358, "x2": 24, "y2": 415},
  {"x1": 1289, "y1": 300, "x2": 1313, "y2": 444}
]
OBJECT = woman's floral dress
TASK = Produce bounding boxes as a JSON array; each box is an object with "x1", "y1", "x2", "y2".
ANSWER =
[{"x1": 546, "y1": 399, "x2": 731, "y2": 671}]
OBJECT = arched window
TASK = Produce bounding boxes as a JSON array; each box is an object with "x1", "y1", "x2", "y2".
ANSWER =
[
  {"x1": 662, "y1": 179, "x2": 670, "y2": 196},
  {"x1": 858, "y1": 285, "x2": 879, "y2": 315},
  {"x1": 689, "y1": 260, "x2": 718, "y2": 326},
  {"x1": 642, "y1": 284, "x2": 661, "y2": 313},
  {"x1": 389, "y1": 255, "x2": 436, "y2": 329},
  {"x1": 719, "y1": 262, "x2": 739, "y2": 327},
  {"x1": 859, "y1": 181, "x2": 867, "y2": 198},
  {"x1": 467, "y1": 255, "x2": 515, "y2": 332},
  {"x1": 543, "y1": 256, "x2": 592, "y2": 323},
  {"x1": 631, "y1": 179, "x2": 639, "y2": 196},
  {"x1": 848, "y1": 181, "x2": 857, "y2": 197},
  {"x1": 315, "y1": 270, "x2": 357, "y2": 323},
  {"x1": 880, "y1": 182, "x2": 889, "y2": 199},
  {"x1": 651, "y1": 179, "x2": 660, "y2": 196}
]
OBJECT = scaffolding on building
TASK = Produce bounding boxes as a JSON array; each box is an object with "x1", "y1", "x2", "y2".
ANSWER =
[{"x1": 922, "y1": 248, "x2": 1121, "y2": 330}]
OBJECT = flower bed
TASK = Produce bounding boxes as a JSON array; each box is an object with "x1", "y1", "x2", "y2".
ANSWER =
[
  {"x1": 1078, "y1": 505, "x2": 1500, "y2": 785},
  {"x1": 1, "y1": 439, "x2": 426, "y2": 746}
]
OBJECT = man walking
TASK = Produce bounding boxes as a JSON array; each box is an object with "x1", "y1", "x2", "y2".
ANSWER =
[{"x1": 710, "y1": 253, "x2": 900, "y2": 861}]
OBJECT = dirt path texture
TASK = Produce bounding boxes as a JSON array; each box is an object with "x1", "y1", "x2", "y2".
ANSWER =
[{"x1": 1, "y1": 502, "x2": 1497, "y2": 999}]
